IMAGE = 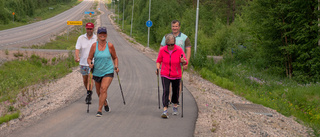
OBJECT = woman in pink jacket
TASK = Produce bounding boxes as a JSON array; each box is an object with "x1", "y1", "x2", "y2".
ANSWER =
[{"x1": 156, "y1": 34, "x2": 188, "y2": 118}]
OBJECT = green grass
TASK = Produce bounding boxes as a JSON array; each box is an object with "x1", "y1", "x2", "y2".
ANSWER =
[
  {"x1": 0, "y1": 111, "x2": 20, "y2": 125},
  {"x1": 0, "y1": 52, "x2": 77, "y2": 103},
  {"x1": 0, "y1": 0, "x2": 81, "y2": 31},
  {"x1": 0, "y1": 23, "x2": 82, "y2": 123}
]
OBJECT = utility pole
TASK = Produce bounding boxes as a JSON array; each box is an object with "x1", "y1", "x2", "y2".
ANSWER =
[
  {"x1": 130, "y1": 0, "x2": 134, "y2": 37},
  {"x1": 122, "y1": 0, "x2": 125, "y2": 30},
  {"x1": 118, "y1": 0, "x2": 120, "y2": 24},
  {"x1": 194, "y1": 0, "x2": 199, "y2": 56},
  {"x1": 147, "y1": 0, "x2": 151, "y2": 48},
  {"x1": 318, "y1": 0, "x2": 320, "y2": 46}
]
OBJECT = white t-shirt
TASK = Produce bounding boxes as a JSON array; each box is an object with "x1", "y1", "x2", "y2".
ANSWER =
[{"x1": 75, "y1": 33, "x2": 97, "y2": 66}]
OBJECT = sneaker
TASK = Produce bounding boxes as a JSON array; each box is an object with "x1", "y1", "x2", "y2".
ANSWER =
[
  {"x1": 96, "y1": 111, "x2": 102, "y2": 117},
  {"x1": 172, "y1": 107, "x2": 179, "y2": 115},
  {"x1": 161, "y1": 110, "x2": 169, "y2": 119},
  {"x1": 85, "y1": 91, "x2": 92, "y2": 104},
  {"x1": 104, "y1": 99, "x2": 110, "y2": 112}
]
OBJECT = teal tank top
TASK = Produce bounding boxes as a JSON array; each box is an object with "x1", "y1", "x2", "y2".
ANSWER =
[{"x1": 93, "y1": 41, "x2": 114, "y2": 77}]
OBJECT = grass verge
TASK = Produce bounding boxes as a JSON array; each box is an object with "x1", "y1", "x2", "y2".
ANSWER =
[
  {"x1": 0, "y1": 111, "x2": 20, "y2": 125},
  {"x1": 0, "y1": 24, "x2": 82, "y2": 123}
]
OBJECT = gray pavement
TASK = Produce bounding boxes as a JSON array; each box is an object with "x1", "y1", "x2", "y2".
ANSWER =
[{"x1": 7, "y1": 1, "x2": 198, "y2": 137}]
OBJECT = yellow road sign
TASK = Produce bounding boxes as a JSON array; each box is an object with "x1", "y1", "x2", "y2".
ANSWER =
[{"x1": 67, "y1": 21, "x2": 82, "y2": 25}]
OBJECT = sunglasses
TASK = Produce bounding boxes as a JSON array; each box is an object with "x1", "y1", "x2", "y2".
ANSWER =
[
  {"x1": 167, "y1": 44, "x2": 175, "y2": 46},
  {"x1": 86, "y1": 28, "x2": 93, "y2": 30}
]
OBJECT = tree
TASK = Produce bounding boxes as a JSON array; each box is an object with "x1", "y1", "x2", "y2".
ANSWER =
[{"x1": 244, "y1": 0, "x2": 319, "y2": 82}]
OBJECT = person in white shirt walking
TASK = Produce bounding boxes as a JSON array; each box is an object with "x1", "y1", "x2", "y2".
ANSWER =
[{"x1": 75, "y1": 22, "x2": 97, "y2": 104}]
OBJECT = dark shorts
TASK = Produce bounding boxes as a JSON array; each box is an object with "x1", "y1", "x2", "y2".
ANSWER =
[{"x1": 93, "y1": 73, "x2": 114, "y2": 83}]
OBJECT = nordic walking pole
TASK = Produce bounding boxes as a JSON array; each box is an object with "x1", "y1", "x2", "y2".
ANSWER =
[
  {"x1": 87, "y1": 63, "x2": 94, "y2": 113},
  {"x1": 115, "y1": 68, "x2": 126, "y2": 105},
  {"x1": 157, "y1": 69, "x2": 160, "y2": 109},
  {"x1": 181, "y1": 71, "x2": 184, "y2": 118},
  {"x1": 180, "y1": 54, "x2": 184, "y2": 118}
]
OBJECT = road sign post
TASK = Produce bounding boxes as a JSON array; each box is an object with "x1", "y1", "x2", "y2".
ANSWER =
[
  {"x1": 130, "y1": 0, "x2": 134, "y2": 37},
  {"x1": 194, "y1": 0, "x2": 199, "y2": 56},
  {"x1": 85, "y1": 11, "x2": 94, "y2": 17},
  {"x1": 67, "y1": 21, "x2": 83, "y2": 40},
  {"x1": 147, "y1": 0, "x2": 152, "y2": 48},
  {"x1": 146, "y1": 20, "x2": 153, "y2": 48},
  {"x1": 12, "y1": 12, "x2": 15, "y2": 22},
  {"x1": 122, "y1": 0, "x2": 125, "y2": 30},
  {"x1": 118, "y1": 0, "x2": 120, "y2": 24}
]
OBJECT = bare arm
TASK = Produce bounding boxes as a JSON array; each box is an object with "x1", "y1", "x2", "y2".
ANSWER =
[
  {"x1": 108, "y1": 42, "x2": 119, "y2": 73},
  {"x1": 183, "y1": 37, "x2": 192, "y2": 70},
  {"x1": 75, "y1": 49, "x2": 80, "y2": 62},
  {"x1": 185, "y1": 47, "x2": 191, "y2": 63},
  {"x1": 87, "y1": 43, "x2": 96, "y2": 69}
]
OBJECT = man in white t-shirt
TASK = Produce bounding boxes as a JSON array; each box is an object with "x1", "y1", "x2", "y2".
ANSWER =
[{"x1": 75, "y1": 22, "x2": 97, "y2": 104}]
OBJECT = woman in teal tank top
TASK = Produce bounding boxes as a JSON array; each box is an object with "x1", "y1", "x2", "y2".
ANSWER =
[{"x1": 87, "y1": 27, "x2": 119, "y2": 117}]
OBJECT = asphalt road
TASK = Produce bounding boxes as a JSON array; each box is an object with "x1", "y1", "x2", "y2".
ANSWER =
[
  {"x1": 7, "y1": 1, "x2": 198, "y2": 137},
  {"x1": 0, "y1": 0, "x2": 93, "y2": 48}
]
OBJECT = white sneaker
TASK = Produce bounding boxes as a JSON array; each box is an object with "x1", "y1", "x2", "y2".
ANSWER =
[{"x1": 172, "y1": 107, "x2": 179, "y2": 115}]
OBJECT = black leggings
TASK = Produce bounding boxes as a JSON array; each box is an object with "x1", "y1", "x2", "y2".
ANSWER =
[{"x1": 161, "y1": 77, "x2": 180, "y2": 108}]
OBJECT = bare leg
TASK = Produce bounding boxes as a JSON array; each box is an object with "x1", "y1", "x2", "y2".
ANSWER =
[
  {"x1": 87, "y1": 73, "x2": 94, "y2": 91},
  {"x1": 95, "y1": 81, "x2": 101, "y2": 97},
  {"x1": 98, "y1": 77, "x2": 113, "y2": 112},
  {"x1": 82, "y1": 75, "x2": 89, "y2": 90}
]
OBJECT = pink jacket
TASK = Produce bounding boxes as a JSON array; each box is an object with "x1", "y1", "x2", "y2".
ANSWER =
[{"x1": 156, "y1": 45, "x2": 188, "y2": 78}]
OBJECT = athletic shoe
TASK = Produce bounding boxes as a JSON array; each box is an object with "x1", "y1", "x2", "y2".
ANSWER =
[
  {"x1": 96, "y1": 111, "x2": 102, "y2": 117},
  {"x1": 172, "y1": 107, "x2": 179, "y2": 115},
  {"x1": 104, "y1": 99, "x2": 110, "y2": 112},
  {"x1": 85, "y1": 91, "x2": 92, "y2": 104},
  {"x1": 161, "y1": 110, "x2": 169, "y2": 119}
]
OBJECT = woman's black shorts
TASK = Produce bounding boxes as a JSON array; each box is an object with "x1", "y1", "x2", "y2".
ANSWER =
[{"x1": 92, "y1": 73, "x2": 114, "y2": 83}]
